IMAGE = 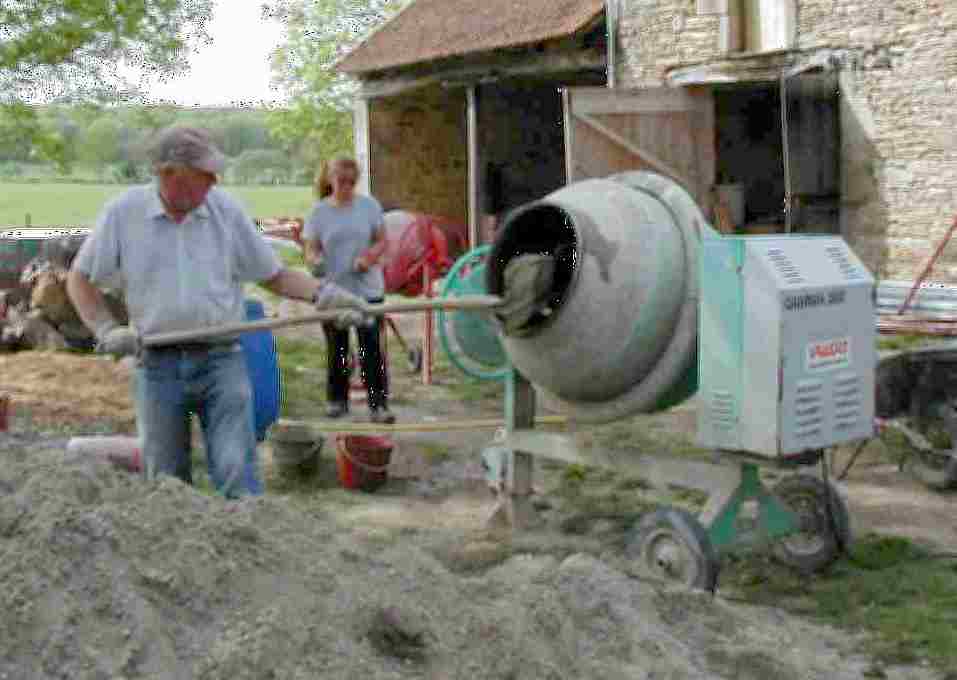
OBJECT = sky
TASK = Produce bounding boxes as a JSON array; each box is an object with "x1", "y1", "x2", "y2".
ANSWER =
[{"x1": 132, "y1": 0, "x2": 288, "y2": 108}]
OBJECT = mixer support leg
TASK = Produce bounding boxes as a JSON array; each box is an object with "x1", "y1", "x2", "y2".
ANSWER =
[{"x1": 487, "y1": 369, "x2": 539, "y2": 529}]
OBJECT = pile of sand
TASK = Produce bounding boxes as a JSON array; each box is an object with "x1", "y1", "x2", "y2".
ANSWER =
[{"x1": 0, "y1": 438, "x2": 931, "y2": 680}]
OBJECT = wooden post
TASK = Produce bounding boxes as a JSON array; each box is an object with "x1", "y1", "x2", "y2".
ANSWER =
[
  {"x1": 466, "y1": 85, "x2": 480, "y2": 250},
  {"x1": 562, "y1": 88, "x2": 575, "y2": 185},
  {"x1": 487, "y1": 368, "x2": 538, "y2": 529},
  {"x1": 422, "y1": 262, "x2": 434, "y2": 386},
  {"x1": 781, "y1": 71, "x2": 793, "y2": 234}
]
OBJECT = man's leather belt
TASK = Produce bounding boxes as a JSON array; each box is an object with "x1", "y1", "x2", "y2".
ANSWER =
[{"x1": 145, "y1": 340, "x2": 238, "y2": 353}]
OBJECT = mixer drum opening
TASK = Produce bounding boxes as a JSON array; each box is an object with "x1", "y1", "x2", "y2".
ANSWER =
[
  {"x1": 478, "y1": 172, "x2": 711, "y2": 423},
  {"x1": 486, "y1": 204, "x2": 579, "y2": 335}
]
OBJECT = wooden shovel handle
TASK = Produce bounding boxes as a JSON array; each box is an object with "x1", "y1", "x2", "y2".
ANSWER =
[{"x1": 141, "y1": 295, "x2": 503, "y2": 347}]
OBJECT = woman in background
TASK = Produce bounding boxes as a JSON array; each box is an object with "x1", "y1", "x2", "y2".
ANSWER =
[{"x1": 302, "y1": 155, "x2": 394, "y2": 423}]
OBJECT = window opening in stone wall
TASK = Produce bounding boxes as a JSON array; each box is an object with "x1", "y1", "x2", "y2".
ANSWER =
[{"x1": 701, "y1": 0, "x2": 797, "y2": 54}]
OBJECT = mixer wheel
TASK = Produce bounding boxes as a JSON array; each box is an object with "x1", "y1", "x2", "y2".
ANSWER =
[
  {"x1": 909, "y1": 448, "x2": 957, "y2": 491},
  {"x1": 772, "y1": 475, "x2": 850, "y2": 573},
  {"x1": 628, "y1": 507, "x2": 719, "y2": 591}
]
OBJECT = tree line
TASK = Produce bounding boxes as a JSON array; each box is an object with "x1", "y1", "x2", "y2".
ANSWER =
[
  {"x1": 0, "y1": 0, "x2": 407, "y2": 186},
  {"x1": 0, "y1": 105, "x2": 320, "y2": 186}
]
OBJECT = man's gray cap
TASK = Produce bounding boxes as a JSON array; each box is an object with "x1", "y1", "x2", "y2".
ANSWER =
[{"x1": 149, "y1": 125, "x2": 226, "y2": 175}]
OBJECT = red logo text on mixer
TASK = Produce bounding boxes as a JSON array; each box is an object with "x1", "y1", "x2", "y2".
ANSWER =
[{"x1": 805, "y1": 337, "x2": 851, "y2": 372}]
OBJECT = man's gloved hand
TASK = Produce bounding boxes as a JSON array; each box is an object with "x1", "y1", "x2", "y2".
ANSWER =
[
  {"x1": 332, "y1": 311, "x2": 367, "y2": 329},
  {"x1": 95, "y1": 323, "x2": 140, "y2": 357},
  {"x1": 313, "y1": 281, "x2": 365, "y2": 310},
  {"x1": 313, "y1": 282, "x2": 370, "y2": 329}
]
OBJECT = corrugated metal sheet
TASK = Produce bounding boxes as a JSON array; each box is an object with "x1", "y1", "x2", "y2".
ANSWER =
[
  {"x1": 877, "y1": 280, "x2": 957, "y2": 318},
  {"x1": 876, "y1": 280, "x2": 957, "y2": 335}
]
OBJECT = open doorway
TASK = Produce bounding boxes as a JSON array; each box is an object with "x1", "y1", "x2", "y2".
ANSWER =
[
  {"x1": 476, "y1": 81, "x2": 570, "y2": 244},
  {"x1": 714, "y1": 73, "x2": 840, "y2": 234}
]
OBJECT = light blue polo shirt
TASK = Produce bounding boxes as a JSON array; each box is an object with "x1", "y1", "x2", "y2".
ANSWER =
[{"x1": 73, "y1": 183, "x2": 282, "y2": 338}]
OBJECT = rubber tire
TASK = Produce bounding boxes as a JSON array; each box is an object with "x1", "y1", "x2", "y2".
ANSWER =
[
  {"x1": 909, "y1": 449, "x2": 957, "y2": 491},
  {"x1": 773, "y1": 475, "x2": 851, "y2": 573},
  {"x1": 628, "y1": 506, "x2": 719, "y2": 591}
]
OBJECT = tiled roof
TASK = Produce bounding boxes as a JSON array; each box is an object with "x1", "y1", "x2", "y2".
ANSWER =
[{"x1": 336, "y1": 0, "x2": 605, "y2": 74}]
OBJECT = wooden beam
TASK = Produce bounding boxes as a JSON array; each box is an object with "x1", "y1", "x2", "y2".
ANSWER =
[
  {"x1": 274, "y1": 414, "x2": 567, "y2": 434},
  {"x1": 665, "y1": 47, "x2": 845, "y2": 87},
  {"x1": 357, "y1": 51, "x2": 606, "y2": 99},
  {"x1": 570, "y1": 86, "x2": 701, "y2": 115},
  {"x1": 358, "y1": 74, "x2": 444, "y2": 99}
]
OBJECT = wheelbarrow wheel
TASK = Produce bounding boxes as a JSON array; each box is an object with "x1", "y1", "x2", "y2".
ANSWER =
[
  {"x1": 628, "y1": 506, "x2": 719, "y2": 591},
  {"x1": 773, "y1": 475, "x2": 850, "y2": 573}
]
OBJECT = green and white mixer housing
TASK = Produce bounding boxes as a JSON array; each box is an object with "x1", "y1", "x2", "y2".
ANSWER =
[{"x1": 477, "y1": 171, "x2": 875, "y2": 590}]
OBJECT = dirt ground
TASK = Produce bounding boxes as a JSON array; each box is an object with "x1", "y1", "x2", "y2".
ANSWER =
[{"x1": 0, "y1": 302, "x2": 952, "y2": 678}]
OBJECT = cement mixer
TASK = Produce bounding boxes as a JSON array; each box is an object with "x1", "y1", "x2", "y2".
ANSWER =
[{"x1": 479, "y1": 171, "x2": 875, "y2": 590}]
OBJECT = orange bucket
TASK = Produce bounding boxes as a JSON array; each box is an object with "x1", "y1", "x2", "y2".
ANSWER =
[{"x1": 336, "y1": 434, "x2": 394, "y2": 492}]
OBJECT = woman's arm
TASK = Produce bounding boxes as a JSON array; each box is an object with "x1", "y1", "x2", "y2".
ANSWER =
[
  {"x1": 259, "y1": 267, "x2": 321, "y2": 302},
  {"x1": 303, "y1": 238, "x2": 323, "y2": 266},
  {"x1": 354, "y1": 223, "x2": 387, "y2": 273}
]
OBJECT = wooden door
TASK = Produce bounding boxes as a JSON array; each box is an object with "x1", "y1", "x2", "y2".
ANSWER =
[{"x1": 563, "y1": 86, "x2": 715, "y2": 205}]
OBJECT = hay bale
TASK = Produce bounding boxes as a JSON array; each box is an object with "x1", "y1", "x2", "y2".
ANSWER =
[{"x1": 30, "y1": 270, "x2": 82, "y2": 329}]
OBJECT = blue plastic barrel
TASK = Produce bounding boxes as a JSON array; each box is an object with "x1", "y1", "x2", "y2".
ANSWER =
[
  {"x1": 240, "y1": 299, "x2": 280, "y2": 441},
  {"x1": 234, "y1": 298, "x2": 281, "y2": 495}
]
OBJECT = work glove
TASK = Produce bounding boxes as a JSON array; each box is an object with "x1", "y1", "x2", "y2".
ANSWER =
[
  {"x1": 313, "y1": 282, "x2": 369, "y2": 329},
  {"x1": 95, "y1": 322, "x2": 140, "y2": 358}
]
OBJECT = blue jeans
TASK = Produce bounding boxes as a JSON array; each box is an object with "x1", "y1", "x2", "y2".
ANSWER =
[{"x1": 134, "y1": 343, "x2": 259, "y2": 498}]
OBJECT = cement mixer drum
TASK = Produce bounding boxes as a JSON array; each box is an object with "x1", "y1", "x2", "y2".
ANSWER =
[{"x1": 486, "y1": 171, "x2": 713, "y2": 424}]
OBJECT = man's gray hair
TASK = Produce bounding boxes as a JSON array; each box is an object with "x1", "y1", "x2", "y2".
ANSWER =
[{"x1": 149, "y1": 125, "x2": 226, "y2": 175}]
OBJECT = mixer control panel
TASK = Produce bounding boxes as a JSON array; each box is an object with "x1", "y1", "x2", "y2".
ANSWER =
[{"x1": 698, "y1": 236, "x2": 876, "y2": 457}]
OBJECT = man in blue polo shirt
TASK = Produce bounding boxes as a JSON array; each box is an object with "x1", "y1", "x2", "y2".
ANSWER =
[{"x1": 67, "y1": 125, "x2": 364, "y2": 498}]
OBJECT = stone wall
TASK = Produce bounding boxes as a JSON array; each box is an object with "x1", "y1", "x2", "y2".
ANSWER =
[
  {"x1": 800, "y1": 0, "x2": 957, "y2": 280},
  {"x1": 616, "y1": 0, "x2": 957, "y2": 280},
  {"x1": 617, "y1": 0, "x2": 724, "y2": 90},
  {"x1": 368, "y1": 85, "x2": 468, "y2": 222}
]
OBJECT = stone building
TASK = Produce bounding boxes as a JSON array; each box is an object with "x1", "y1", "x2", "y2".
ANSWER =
[{"x1": 337, "y1": 0, "x2": 957, "y2": 280}]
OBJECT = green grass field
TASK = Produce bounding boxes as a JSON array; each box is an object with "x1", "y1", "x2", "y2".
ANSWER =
[{"x1": 0, "y1": 182, "x2": 316, "y2": 228}]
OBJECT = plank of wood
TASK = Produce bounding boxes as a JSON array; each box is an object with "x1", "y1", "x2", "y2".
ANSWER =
[
  {"x1": 273, "y1": 414, "x2": 568, "y2": 434},
  {"x1": 141, "y1": 295, "x2": 503, "y2": 346}
]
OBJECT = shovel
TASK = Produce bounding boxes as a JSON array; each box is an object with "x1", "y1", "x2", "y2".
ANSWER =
[{"x1": 140, "y1": 295, "x2": 504, "y2": 347}]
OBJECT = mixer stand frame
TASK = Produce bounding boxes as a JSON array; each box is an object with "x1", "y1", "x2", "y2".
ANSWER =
[{"x1": 488, "y1": 369, "x2": 850, "y2": 587}]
